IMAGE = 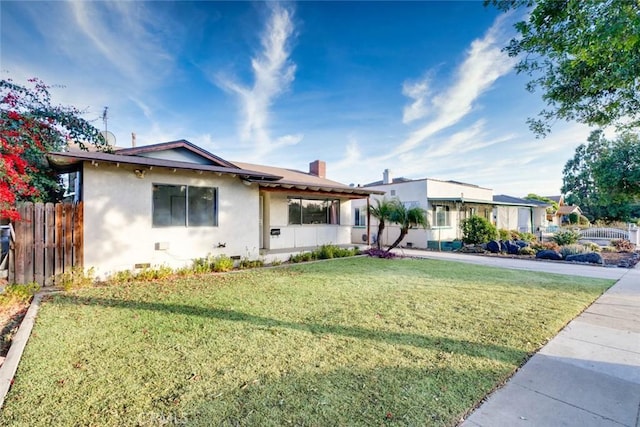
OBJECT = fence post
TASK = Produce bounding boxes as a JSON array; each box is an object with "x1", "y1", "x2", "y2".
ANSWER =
[
  {"x1": 73, "y1": 202, "x2": 83, "y2": 268},
  {"x1": 44, "y1": 203, "x2": 55, "y2": 286}
]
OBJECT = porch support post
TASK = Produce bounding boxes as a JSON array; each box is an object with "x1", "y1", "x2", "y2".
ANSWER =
[{"x1": 366, "y1": 197, "x2": 371, "y2": 246}]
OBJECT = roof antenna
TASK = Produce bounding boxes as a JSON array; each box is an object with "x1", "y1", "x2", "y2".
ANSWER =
[{"x1": 99, "y1": 106, "x2": 116, "y2": 147}]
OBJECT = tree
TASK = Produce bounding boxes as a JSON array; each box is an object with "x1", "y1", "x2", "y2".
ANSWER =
[
  {"x1": 488, "y1": 0, "x2": 640, "y2": 136},
  {"x1": 368, "y1": 198, "x2": 396, "y2": 250},
  {"x1": 524, "y1": 193, "x2": 558, "y2": 214},
  {"x1": 386, "y1": 202, "x2": 429, "y2": 253},
  {"x1": 562, "y1": 130, "x2": 640, "y2": 221},
  {"x1": 0, "y1": 78, "x2": 111, "y2": 221}
]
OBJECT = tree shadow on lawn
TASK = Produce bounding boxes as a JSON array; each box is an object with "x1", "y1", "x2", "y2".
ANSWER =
[
  {"x1": 180, "y1": 364, "x2": 502, "y2": 426},
  {"x1": 54, "y1": 295, "x2": 526, "y2": 363}
]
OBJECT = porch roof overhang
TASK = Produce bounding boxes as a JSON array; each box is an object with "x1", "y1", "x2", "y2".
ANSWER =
[
  {"x1": 46, "y1": 151, "x2": 283, "y2": 181},
  {"x1": 428, "y1": 197, "x2": 540, "y2": 208},
  {"x1": 252, "y1": 180, "x2": 385, "y2": 198}
]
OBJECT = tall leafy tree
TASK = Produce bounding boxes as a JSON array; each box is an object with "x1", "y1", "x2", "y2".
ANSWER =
[
  {"x1": 368, "y1": 198, "x2": 396, "y2": 250},
  {"x1": 488, "y1": 0, "x2": 640, "y2": 136},
  {"x1": 386, "y1": 202, "x2": 429, "y2": 253},
  {"x1": 0, "y1": 78, "x2": 111, "y2": 221},
  {"x1": 562, "y1": 130, "x2": 640, "y2": 221}
]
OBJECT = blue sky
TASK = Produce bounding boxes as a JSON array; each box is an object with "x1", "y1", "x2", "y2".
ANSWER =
[{"x1": 1, "y1": 1, "x2": 594, "y2": 196}]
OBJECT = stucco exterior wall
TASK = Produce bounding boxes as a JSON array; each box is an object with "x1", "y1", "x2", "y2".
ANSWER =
[
  {"x1": 425, "y1": 179, "x2": 493, "y2": 200},
  {"x1": 262, "y1": 192, "x2": 353, "y2": 250},
  {"x1": 82, "y1": 163, "x2": 260, "y2": 278}
]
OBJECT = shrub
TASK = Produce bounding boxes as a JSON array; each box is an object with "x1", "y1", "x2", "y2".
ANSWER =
[
  {"x1": 109, "y1": 269, "x2": 135, "y2": 285},
  {"x1": 461, "y1": 216, "x2": 498, "y2": 244},
  {"x1": 582, "y1": 242, "x2": 601, "y2": 252},
  {"x1": 530, "y1": 241, "x2": 560, "y2": 252},
  {"x1": 559, "y1": 244, "x2": 589, "y2": 258},
  {"x1": 601, "y1": 245, "x2": 618, "y2": 253},
  {"x1": 0, "y1": 282, "x2": 40, "y2": 306},
  {"x1": 56, "y1": 267, "x2": 95, "y2": 291},
  {"x1": 518, "y1": 232, "x2": 537, "y2": 243},
  {"x1": 239, "y1": 258, "x2": 264, "y2": 269},
  {"x1": 551, "y1": 230, "x2": 580, "y2": 246},
  {"x1": 317, "y1": 244, "x2": 336, "y2": 259},
  {"x1": 579, "y1": 215, "x2": 590, "y2": 226},
  {"x1": 518, "y1": 247, "x2": 536, "y2": 256},
  {"x1": 568, "y1": 212, "x2": 580, "y2": 224},
  {"x1": 610, "y1": 239, "x2": 635, "y2": 252},
  {"x1": 363, "y1": 248, "x2": 398, "y2": 258},
  {"x1": 134, "y1": 265, "x2": 174, "y2": 281},
  {"x1": 498, "y1": 229, "x2": 510, "y2": 241},
  {"x1": 212, "y1": 255, "x2": 234, "y2": 272},
  {"x1": 270, "y1": 259, "x2": 283, "y2": 267}
]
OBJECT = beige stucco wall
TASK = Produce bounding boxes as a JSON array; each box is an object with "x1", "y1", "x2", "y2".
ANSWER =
[{"x1": 82, "y1": 162, "x2": 260, "y2": 278}]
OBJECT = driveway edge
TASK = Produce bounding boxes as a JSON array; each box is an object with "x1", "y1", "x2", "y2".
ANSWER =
[{"x1": 0, "y1": 292, "x2": 44, "y2": 409}]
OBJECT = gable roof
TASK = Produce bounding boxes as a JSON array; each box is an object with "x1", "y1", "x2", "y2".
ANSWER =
[
  {"x1": 115, "y1": 140, "x2": 238, "y2": 168},
  {"x1": 557, "y1": 205, "x2": 581, "y2": 215},
  {"x1": 47, "y1": 140, "x2": 381, "y2": 197}
]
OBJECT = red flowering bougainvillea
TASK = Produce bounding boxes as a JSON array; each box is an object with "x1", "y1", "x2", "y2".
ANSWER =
[{"x1": 0, "y1": 78, "x2": 111, "y2": 221}]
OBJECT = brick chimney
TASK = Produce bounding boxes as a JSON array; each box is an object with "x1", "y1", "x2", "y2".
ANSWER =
[{"x1": 309, "y1": 160, "x2": 326, "y2": 178}]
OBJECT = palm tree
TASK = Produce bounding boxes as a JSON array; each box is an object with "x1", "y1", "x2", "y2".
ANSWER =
[
  {"x1": 368, "y1": 198, "x2": 396, "y2": 250},
  {"x1": 386, "y1": 202, "x2": 429, "y2": 253}
]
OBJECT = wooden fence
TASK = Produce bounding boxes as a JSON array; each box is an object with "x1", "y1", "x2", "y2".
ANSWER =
[{"x1": 7, "y1": 202, "x2": 83, "y2": 286}]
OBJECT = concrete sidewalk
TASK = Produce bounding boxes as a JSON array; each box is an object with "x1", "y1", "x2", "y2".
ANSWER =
[{"x1": 394, "y1": 249, "x2": 639, "y2": 427}]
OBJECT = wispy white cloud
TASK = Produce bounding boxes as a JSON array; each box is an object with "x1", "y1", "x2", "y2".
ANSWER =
[
  {"x1": 393, "y1": 12, "x2": 517, "y2": 158},
  {"x1": 215, "y1": 3, "x2": 301, "y2": 157},
  {"x1": 69, "y1": 1, "x2": 174, "y2": 84},
  {"x1": 402, "y1": 75, "x2": 432, "y2": 124}
]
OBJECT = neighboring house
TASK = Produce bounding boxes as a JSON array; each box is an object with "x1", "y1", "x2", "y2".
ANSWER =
[
  {"x1": 556, "y1": 204, "x2": 583, "y2": 224},
  {"x1": 352, "y1": 170, "x2": 551, "y2": 249},
  {"x1": 545, "y1": 195, "x2": 582, "y2": 225},
  {"x1": 47, "y1": 140, "x2": 380, "y2": 278}
]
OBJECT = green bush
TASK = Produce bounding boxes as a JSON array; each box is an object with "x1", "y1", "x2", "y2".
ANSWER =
[
  {"x1": 0, "y1": 282, "x2": 40, "y2": 306},
  {"x1": 109, "y1": 269, "x2": 135, "y2": 285},
  {"x1": 461, "y1": 216, "x2": 498, "y2": 244},
  {"x1": 56, "y1": 267, "x2": 95, "y2": 291},
  {"x1": 498, "y1": 229, "x2": 510, "y2": 241},
  {"x1": 518, "y1": 232, "x2": 537, "y2": 243},
  {"x1": 239, "y1": 258, "x2": 265, "y2": 269},
  {"x1": 518, "y1": 247, "x2": 536, "y2": 256},
  {"x1": 568, "y1": 212, "x2": 580, "y2": 224},
  {"x1": 551, "y1": 230, "x2": 581, "y2": 246},
  {"x1": 582, "y1": 242, "x2": 601, "y2": 252},
  {"x1": 530, "y1": 241, "x2": 560, "y2": 252},
  {"x1": 212, "y1": 255, "x2": 235, "y2": 272}
]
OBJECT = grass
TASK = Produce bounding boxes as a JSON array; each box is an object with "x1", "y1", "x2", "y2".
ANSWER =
[{"x1": 0, "y1": 257, "x2": 613, "y2": 426}]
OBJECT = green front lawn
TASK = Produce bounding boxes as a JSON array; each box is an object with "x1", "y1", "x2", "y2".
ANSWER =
[{"x1": 1, "y1": 257, "x2": 613, "y2": 426}]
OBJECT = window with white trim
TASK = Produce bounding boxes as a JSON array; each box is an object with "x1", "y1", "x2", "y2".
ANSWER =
[
  {"x1": 433, "y1": 205, "x2": 450, "y2": 227},
  {"x1": 152, "y1": 184, "x2": 218, "y2": 227}
]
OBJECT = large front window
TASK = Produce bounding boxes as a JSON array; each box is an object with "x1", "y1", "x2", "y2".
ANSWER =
[
  {"x1": 288, "y1": 197, "x2": 340, "y2": 225},
  {"x1": 153, "y1": 184, "x2": 217, "y2": 227},
  {"x1": 433, "y1": 205, "x2": 450, "y2": 227}
]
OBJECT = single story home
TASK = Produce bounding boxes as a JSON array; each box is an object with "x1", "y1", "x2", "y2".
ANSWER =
[
  {"x1": 47, "y1": 140, "x2": 381, "y2": 278},
  {"x1": 352, "y1": 170, "x2": 551, "y2": 249}
]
